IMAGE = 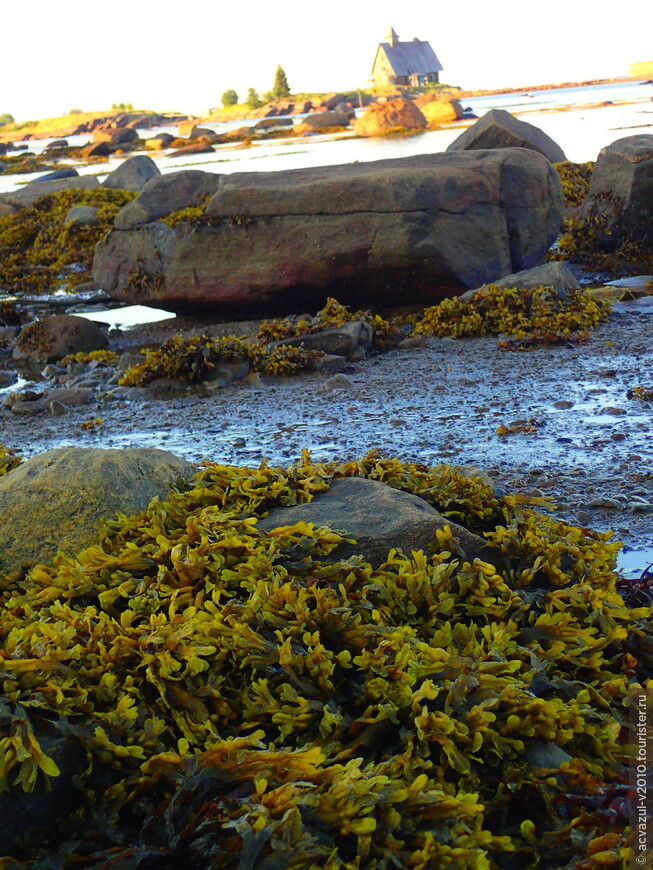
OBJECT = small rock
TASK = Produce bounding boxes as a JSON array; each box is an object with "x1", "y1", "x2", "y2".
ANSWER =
[
  {"x1": 48, "y1": 400, "x2": 69, "y2": 416},
  {"x1": 319, "y1": 374, "x2": 355, "y2": 392},
  {"x1": 44, "y1": 387, "x2": 94, "y2": 407},
  {"x1": 553, "y1": 400, "x2": 574, "y2": 409},
  {"x1": 11, "y1": 400, "x2": 43, "y2": 415},
  {"x1": 0, "y1": 370, "x2": 17, "y2": 388}
]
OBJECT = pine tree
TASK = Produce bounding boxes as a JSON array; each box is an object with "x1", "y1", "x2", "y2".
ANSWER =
[{"x1": 272, "y1": 65, "x2": 291, "y2": 100}]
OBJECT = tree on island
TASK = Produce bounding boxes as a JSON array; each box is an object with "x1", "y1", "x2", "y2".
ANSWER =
[
  {"x1": 246, "y1": 88, "x2": 262, "y2": 109},
  {"x1": 221, "y1": 89, "x2": 239, "y2": 108},
  {"x1": 272, "y1": 65, "x2": 291, "y2": 99},
  {"x1": 111, "y1": 102, "x2": 134, "y2": 111},
  {"x1": 0, "y1": 112, "x2": 15, "y2": 126}
]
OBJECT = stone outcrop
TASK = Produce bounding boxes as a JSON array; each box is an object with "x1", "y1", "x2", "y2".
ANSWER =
[
  {"x1": 102, "y1": 155, "x2": 161, "y2": 191},
  {"x1": 354, "y1": 98, "x2": 427, "y2": 137},
  {"x1": 447, "y1": 109, "x2": 566, "y2": 163},
  {"x1": 93, "y1": 149, "x2": 564, "y2": 315},
  {"x1": 258, "y1": 477, "x2": 492, "y2": 568},
  {"x1": 0, "y1": 447, "x2": 196, "y2": 572},
  {"x1": 579, "y1": 134, "x2": 653, "y2": 246},
  {"x1": 92, "y1": 126, "x2": 139, "y2": 146},
  {"x1": 12, "y1": 314, "x2": 108, "y2": 365}
]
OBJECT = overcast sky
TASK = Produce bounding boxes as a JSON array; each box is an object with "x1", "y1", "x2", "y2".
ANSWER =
[{"x1": 4, "y1": 0, "x2": 652, "y2": 121}]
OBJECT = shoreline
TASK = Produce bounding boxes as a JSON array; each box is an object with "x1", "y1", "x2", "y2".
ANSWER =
[{"x1": 1, "y1": 75, "x2": 649, "y2": 144}]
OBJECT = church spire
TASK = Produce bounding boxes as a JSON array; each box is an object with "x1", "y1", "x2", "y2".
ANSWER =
[{"x1": 384, "y1": 26, "x2": 399, "y2": 46}]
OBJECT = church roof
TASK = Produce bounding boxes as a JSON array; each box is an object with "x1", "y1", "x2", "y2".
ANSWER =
[{"x1": 377, "y1": 35, "x2": 443, "y2": 76}]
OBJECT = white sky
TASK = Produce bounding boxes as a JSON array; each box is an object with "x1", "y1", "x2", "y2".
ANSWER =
[{"x1": 3, "y1": 0, "x2": 652, "y2": 122}]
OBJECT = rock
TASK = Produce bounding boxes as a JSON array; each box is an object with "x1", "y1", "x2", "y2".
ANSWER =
[
  {"x1": 183, "y1": 125, "x2": 215, "y2": 139},
  {"x1": 13, "y1": 315, "x2": 108, "y2": 365},
  {"x1": 295, "y1": 112, "x2": 351, "y2": 134},
  {"x1": 0, "y1": 175, "x2": 100, "y2": 208},
  {"x1": 253, "y1": 118, "x2": 294, "y2": 132},
  {"x1": 523, "y1": 739, "x2": 573, "y2": 769},
  {"x1": 459, "y1": 261, "x2": 581, "y2": 302},
  {"x1": 177, "y1": 119, "x2": 203, "y2": 137},
  {"x1": 81, "y1": 141, "x2": 111, "y2": 158},
  {"x1": 310, "y1": 352, "x2": 347, "y2": 373},
  {"x1": 579, "y1": 134, "x2": 653, "y2": 247},
  {"x1": 102, "y1": 155, "x2": 161, "y2": 192},
  {"x1": 270, "y1": 320, "x2": 372, "y2": 360},
  {"x1": 92, "y1": 126, "x2": 139, "y2": 146},
  {"x1": 43, "y1": 138, "x2": 69, "y2": 150},
  {"x1": 0, "y1": 202, "x2": 17, "y2": 217},
  {"x1": 318, "y1": 373, "x2": 355, "y2": 391},
  {"x1": 113, "y1": 169, "x2": 222, "y2": 229},
  {"x1": 447, "y1": 108, "x2": 567, "y2": 163},
  {"x1": 10, "y1": 400, "x2": 44, "y2": 416},
  {"x1": 145, "y1": 132, "x2": 175, "y2": 150},
  {"x1": 257, "y1": 476, "x2": 492, "y2": 568},
  {"x1": 354, "y1": 98, "x2": 427, "y2": 137},
  {"x1": 169, "y1": 143, "x2": 215, "y2": 157},
  {"x1": 43, "y1": 387, "x2": 95, "y2": 407},
  {"x1": 0, "y1": 369, "x2": 17, "y2": 388},
  {"x1": 31, "y1": 167, "x2": 79, "y2": 182},
  {"x1": 65, "y1": 205, "x2": 99, "y2": 227},
  {"x1": 94, "y1": 149, "x2": 563, "y2": 315},
  {"x1": 421, "y1": 99, "x2": 463, "y2": 127},
  {"x1": 0, "y1": 447, "x2": 197, "y2": 572}
]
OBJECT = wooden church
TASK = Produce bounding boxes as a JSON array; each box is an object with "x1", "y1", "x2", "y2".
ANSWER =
[{"x1": 370, "y1": 27, "x2": 443, "y2": 87}]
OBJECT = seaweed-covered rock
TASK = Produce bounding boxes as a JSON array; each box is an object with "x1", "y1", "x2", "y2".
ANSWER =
[
  {"x1": 459, "y1": 261, "x2": 581, "y2": 302},
  {"x1": 269, "y1": 319, "x2": 373, "y2": 360},
  {"x1": 447, "y1": 108, "x2": 566, "y2": 163},
  {"x1": 94, "y1": 150, "x2": 564, "y2": 314},
  {"x1": 0, "y1": 446, "x2": 196, "y2": 572},
  {"x1": 12, "y1": 314, "x2": 108, "y2": 365},
  {"x1": 114, "y1": 169, "x2": 222, "y2": 229},
  {"x1": 258, "y1": 476, "x2": 491, "y2": 566},
  {"x1": 579, "y1": 134, "x2": 653, "y2": 247},
  {"x1": 0, "y1": 175, "x2": 100, "y2": 208},
  {"x1": 295, "y1": 112, "x2": 351, "y2": 134},
  {"x1": 102, "y1": 155, "x2": 160, "y2": 192}
]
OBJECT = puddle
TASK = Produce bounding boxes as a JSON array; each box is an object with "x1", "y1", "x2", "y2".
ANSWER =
[{"x1": 73, "y1": 305, "x2": 177, "y2": 329}]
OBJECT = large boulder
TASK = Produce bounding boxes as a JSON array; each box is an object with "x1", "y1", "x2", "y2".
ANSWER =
[
  {"x1": 91, "y1": 126, "x2": 139, "y2": 146},
  {"x1": 447, "y1": 109, "x2": 566, "y2": 163},
  {"x1": 258, "y1": 476, "x2": 492, "y2": 568},
  {"x1": 102, "y1": 155, "x2": 161, "y2": 191},
  {"x1": 420, "y1": 99, "x2": 463, "y2": 127},
  {"x1": 13, "y1": 314, "x2": 108, "y2": 365},
  {"x1": 93, "y1": 149, "x2": 564, "y2": 315},
  {"x1": 354, "y1": 98, "x2": 427, "y2": 137},
  {"x1": 579, "y1": 134, "x2": 653, "y2": 247},
  {"x1": 0, "y1": 447, "x2": 196, "y2": 572}
]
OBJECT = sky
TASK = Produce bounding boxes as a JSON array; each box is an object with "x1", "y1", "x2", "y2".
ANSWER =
[{"x1": 3, "y1": 0, "x2": 652, "y2": 122}]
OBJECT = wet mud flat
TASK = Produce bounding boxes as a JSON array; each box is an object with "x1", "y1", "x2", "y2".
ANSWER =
[{"x1": 1, "y1": 300, "x2": 652, "y2": 560}]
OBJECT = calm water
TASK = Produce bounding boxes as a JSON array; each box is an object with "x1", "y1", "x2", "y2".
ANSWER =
[{"x1": 2, "y1": 81, "x2": 652, "y2": 195}]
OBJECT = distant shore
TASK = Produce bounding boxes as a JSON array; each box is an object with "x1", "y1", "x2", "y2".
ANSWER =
[{"x1": 1, "y1": 74, "x2": 649, "y2": 144}]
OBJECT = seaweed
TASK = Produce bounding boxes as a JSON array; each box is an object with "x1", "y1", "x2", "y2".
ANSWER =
[
  {"x1": 411, "y1": 285, "x2": 610, "y2": 342},
  {"x1": 0, "y1": 451, "x2": 644, "y2": 867},
  {"x1": 0, "y1": 188, "x2": 137, "y2": 295}
]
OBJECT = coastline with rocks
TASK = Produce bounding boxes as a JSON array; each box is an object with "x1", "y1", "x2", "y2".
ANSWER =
[{"x1": 1, "y1": 88, "x2": 653, "y2": 866}]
